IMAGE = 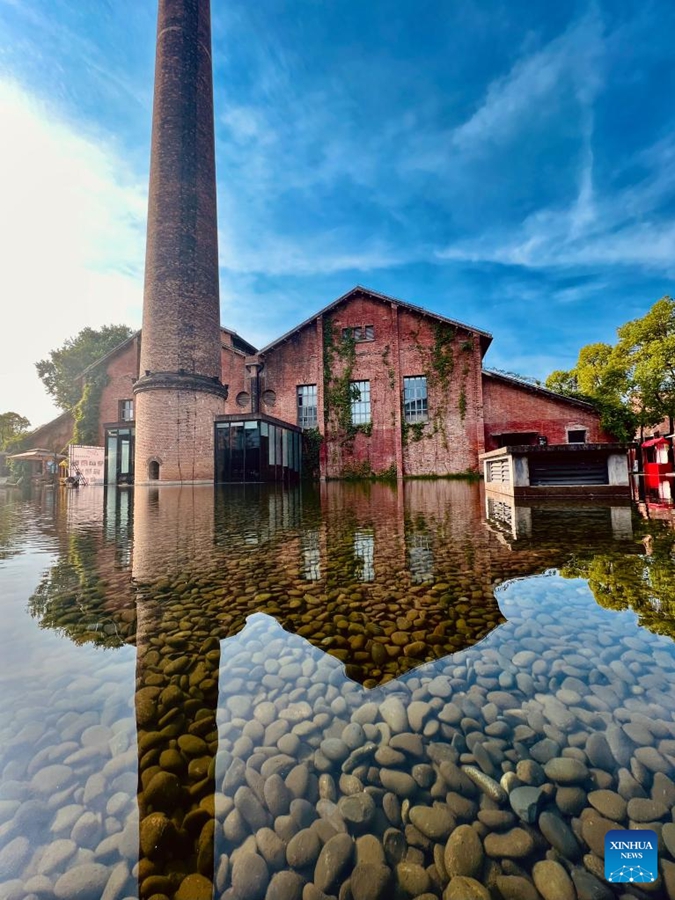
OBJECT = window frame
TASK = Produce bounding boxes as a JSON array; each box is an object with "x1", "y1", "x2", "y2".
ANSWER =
[
  {"x1": 297, "y1": 384, "x2": 318, "y2": 429},
  {"x1": 566, "y1": 427, "x2": 587, "y2": 444},
  {"x1": 403, "y1": 375, "x2": 428, "y2": 424},
  {"x1": 342, "y1": 325, "x2": 375, "y2": 343},
  {"x1": 350, "y1": 379, "x2": 371, "y2": 425},
  {"x1": 119, "y1": 399, "x2": 134, "y2": 422}
]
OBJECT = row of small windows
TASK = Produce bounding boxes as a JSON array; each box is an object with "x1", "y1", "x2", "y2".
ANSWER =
[{"x1": 296, "y1": 376, "x2": 428, "y2": 428}]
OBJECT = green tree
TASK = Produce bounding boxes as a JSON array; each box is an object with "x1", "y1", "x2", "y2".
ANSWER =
[
  {"x1": 616, "y1": 296, "x2": 675, "y2": 433},
  {"x1": 545, "y1": 358, "x2": 637, "y2": 443},
  {"x1": 36, "y1": 325, "x2": 133, "y2": 411},
  {"x1": 0, "y1": 412, "x2": 31, "y2": 450}
]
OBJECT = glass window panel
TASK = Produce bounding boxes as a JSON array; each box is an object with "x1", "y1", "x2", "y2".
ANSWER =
[
  {"x1": 106, "y1": 434, "x2": 117, "y2": 484},
  {"x1": 350, "y1": 380, "x2": 371, "y2": 425},
  {"x1": 297, "y1": 384, "x2": 318, "y2": 429},
  {"x1": 282, "y1": 429, "x2": 289, "y2": 467},
  {"x1": 403, "y1": 376, "x2": 428, "y2": 424},
  {"x1": 268, "y1": 425, "x2": 276, "y2": 465}
]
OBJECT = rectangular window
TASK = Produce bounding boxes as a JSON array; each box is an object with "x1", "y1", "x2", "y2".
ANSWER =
[
  {"x1": 567, "y1": 428, "x2": 587, "y2": 443},
  {"x1": 297, "y1": 384, "x2": 318, "y2": 429},
  {"x1": 403, "y1": 376, "x2": 428, "y2": 423},
  {"x1": 350, "y1": 380, "x2": 371, "y2": 424},
  {"x1": 342, "y1": 325, "x2": 375, "y2": 343},
  {"x1": 119, "y1": 399, "x2": 134, "y2": 422}
]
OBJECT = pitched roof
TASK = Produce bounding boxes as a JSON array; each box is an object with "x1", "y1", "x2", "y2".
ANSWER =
[
  {"x1": 258, "y1": 285, "x2": 493, "y2": 356},
  {"x1": 77, "y1": 331, "x2": 141, "y2": 380},
  {"x1": 482, "y1": 369, "x2": 598, "y2": 411},
  {"x1": 77, "y1": 325, "x2": 258, "y2": 380},
  {"x1": 220, "y1": 326, "x2": 258, "y2": 356}
]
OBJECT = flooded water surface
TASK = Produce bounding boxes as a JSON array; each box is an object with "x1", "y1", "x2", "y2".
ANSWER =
[{"x1": 0, "y1": 482, "x2": 674, "y2": 900}]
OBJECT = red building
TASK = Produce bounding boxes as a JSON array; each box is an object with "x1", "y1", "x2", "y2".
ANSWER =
[{"x1": 26, "y1": 285, "x2": 612, "y2": 484}]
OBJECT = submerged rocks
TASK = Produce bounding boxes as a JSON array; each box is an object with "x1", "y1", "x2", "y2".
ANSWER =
[{"x1": 5, "y1": 496, "x2": 675, "y2": 900}]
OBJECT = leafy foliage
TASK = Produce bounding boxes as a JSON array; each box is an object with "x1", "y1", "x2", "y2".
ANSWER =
[
  {"x1": 36, "y1": 325, "x2": 133, "y2": 411},
  {"x1": 541, "y1": 297, "x2": 675, "y2": 440},
  {"x1": 0, "y1": 412, "x2": 31, "y2": 450}
]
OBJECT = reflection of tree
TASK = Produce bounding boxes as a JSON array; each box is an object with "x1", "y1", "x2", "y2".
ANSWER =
[
  {"x1": 561, "y1": 530, "x2": 675, "y2": 640},
  {"x1": 28, "y1": 529, "x2": 136, "y2": 647},
  {"x1": 0, "y1": 497, "x2": 24, "y2": 561}
]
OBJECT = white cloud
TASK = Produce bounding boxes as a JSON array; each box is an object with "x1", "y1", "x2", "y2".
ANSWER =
[
  {"x1": 453, "y1": 8, "x2": 604, "y2": 151},
  {"x1": 0, "y1": 78, "x2": 146, "y2": 426}
]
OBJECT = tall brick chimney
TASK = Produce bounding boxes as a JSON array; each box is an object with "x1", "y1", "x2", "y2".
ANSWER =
[{"x1": 133, "y1": 0, "x2": 226, "y2": 484}]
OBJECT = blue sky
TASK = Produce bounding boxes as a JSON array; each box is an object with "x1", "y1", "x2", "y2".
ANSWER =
[{"x1": 1, "y1": 0, "x2": 674, "y2": 425}]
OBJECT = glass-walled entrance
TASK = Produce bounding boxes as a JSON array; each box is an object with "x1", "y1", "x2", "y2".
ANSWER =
[
  {"x1": 105, "y1": 427, "x2": 134, "y2": 485},
  {"x1": 215, "y1": 418, "x2": 301, "y2": 483}
]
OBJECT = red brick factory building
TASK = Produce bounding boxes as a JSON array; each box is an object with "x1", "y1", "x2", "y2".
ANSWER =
[
  {"x1": 24, "y1": 1, "x2": 613, "y2": 485},
  {"x1": 29, "y1": 284, "x2": 611, "y2": 484}
]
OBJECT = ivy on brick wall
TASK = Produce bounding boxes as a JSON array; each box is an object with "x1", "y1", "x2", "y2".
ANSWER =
[{"x1": 73, "y1": 372, "x2": 107, "y2": 446}]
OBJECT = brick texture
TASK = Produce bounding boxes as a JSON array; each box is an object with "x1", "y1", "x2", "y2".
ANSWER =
[
  {"x1": 482, "y1": 374, "x2": 610, "y2": 450},
  {"x1": 134, "y1": 0, "x2": 225, "y2": 484},
  {"x1": 258, "y1": 290, "x2": 488, "y2": 477},
  {"x1": 98, "y1": 335, "x2": 141, "y2": 442},
  {"x1": 135, "y1": 389, "x2": 223, "y2": 483}
]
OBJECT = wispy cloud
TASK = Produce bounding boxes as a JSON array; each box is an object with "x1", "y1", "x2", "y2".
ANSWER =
[
  {"x1": 436, "y1": 131, "x2": 675, "y2": 274},
  {"x1": 452, "y1": 9, "x2": 603, "y2": 151},
  {"x1": 0, "y1": 78, "x2": 146, "y2": 424}
]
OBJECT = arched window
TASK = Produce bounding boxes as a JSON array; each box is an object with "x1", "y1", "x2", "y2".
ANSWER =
[{"x1": 149, "y1": 460, "x2": 160, "y2": 481}]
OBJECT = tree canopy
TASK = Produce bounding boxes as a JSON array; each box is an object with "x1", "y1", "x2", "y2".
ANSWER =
[
  {"x1": 35, "y1": 325, "x2": 134, "y2": 411},
  {"x1": 545, "y1": 296, "x2": 675, "y2": 440},
  {"x1": 0, "y1": 412, "x2": 31, "y2": 451}
]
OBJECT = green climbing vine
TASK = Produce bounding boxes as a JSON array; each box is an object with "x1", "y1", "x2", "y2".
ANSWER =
[
  {"x1": 301, "y1": 427, "x2": 323, "y2": 480},
  {"x1": 323, "y1": 319, "x2": 372, "y2": 444},
  {"x1": 73, "y1": 372, "x2": 107, "y2": 445},
  {"x1": 381, "y1": 344, "x2": 396, "y2": 391},
  {"x1": 430, "y1": 322, "x2": 456, "y2": 391}
]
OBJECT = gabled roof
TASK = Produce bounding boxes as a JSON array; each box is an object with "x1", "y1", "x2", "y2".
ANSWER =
[
  {"x1": 482, "y1": 369, "x2": 598, "y2": 411},
  {"x1": 220, "y1": 326, "x2": 258, "y2": 356},
  {"x1": 77, "y1": 331, "x2": 141, "y2": 381},
  {"x1": 258, "y1": 285, "x2": 493, "y2": 356},
  {"x1": 77, "y1": 325, "x2": 258, "y2": 380}
]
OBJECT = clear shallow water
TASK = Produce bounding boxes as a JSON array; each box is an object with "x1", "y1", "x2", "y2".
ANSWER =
[{"x1": 0, "y1": 482, "x2": 674, "y2": 900}]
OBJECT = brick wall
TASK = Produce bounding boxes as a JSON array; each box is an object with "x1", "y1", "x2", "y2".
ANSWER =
[
  {"x1": 259, "y1": 324, "x2": 323, "y2": 426},
  {"x1": 27, "y1": 412, "x2": 74, "y2": 452},
  {"x1": 482, "y1": 374, "x2": 610, "y2": 450},
  {"x1": 98, "y1": 335, "x2": 141, "y2": 443},
  {"x1": 134, "y1": 389, "x2": 225, "y2": 483},
  {"x1": 221, "y1": 345, "x2": 250, "y2": 414},
  {"x1": 398, "y1": 308, "x2": 484, "y2": 476},
  {"x1": 259, "y1": 292, "x2": 487, "y2": 477}
]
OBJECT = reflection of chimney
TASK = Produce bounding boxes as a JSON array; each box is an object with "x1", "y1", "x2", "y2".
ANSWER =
[
  {"x1": 246, "y1": 358, "x2": 263, "y2": 414},
  {"x1": 132, "y1": 484, "x2": 220, "y2": 895},
  {"x1": 133, "y1": 0, "x2": 227, "y2": 484}
]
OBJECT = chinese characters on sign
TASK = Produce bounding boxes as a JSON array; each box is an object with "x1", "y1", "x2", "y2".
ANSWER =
[{"x1": 68, "y1": 445, "x2": 105, "y2": 484}]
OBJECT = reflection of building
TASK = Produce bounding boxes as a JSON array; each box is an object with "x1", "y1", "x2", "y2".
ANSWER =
[{"x1": 484, "y1": 491, "x2": 634, "y2": 545}]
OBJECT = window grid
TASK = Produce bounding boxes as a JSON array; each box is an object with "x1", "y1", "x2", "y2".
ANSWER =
[
  {"x1": 403, "y1": 376, "x2": 428, "y2": 424},
  {"x1": 119, "y1": 399, "x2": 134, "y2": 422},
  {"x1": 350, "y1": 380, "x2": 371, "y2": 425},
  {"x1": 297, "y1": 384, "x2": 318, "y2": 429},
  {"x1": 342, "y1": 325, "x2": 375, "y2": 343}
]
